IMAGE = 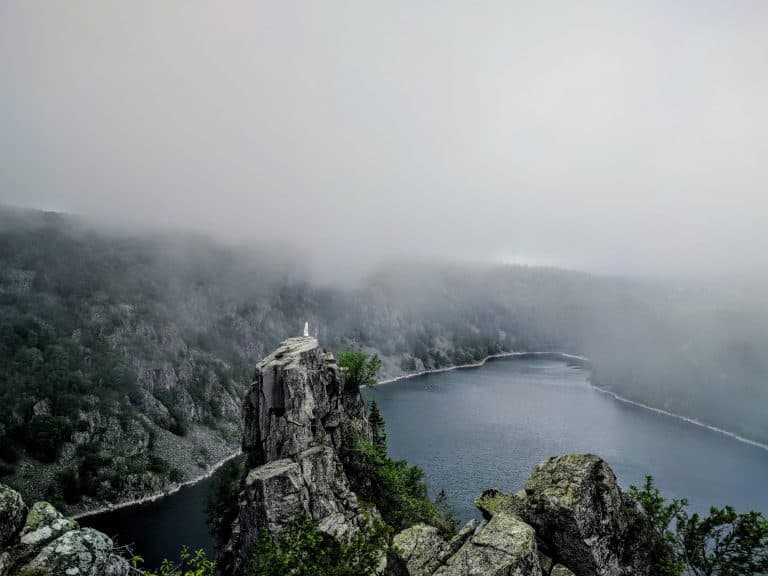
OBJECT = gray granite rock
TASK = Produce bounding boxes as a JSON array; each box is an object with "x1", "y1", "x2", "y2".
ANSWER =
[
  {"x1": 434, "y1": 512, "x2": 542, "y2": 576},
  {"x1": 391, "y1": 523, "x2": 447, "y2": 575},
  {"x1": 22, "y1": 528, "x2": 118, "y2": 576},
  {"x1": 519, "y1": 453, "x2": 656, "y2": 576},
  {"x1": 242, "y1": 336, "x2": 371, "y2": 466},
  {"x1": 223, "y1": 337, "x2": 374, "y2": 575},
  {"x1": 0, "y1": 483, "x2": 131, "y2": 576},
  {"x1": 239, "y1": 445, "x2": 361, "y2": 540},
  {"x1": 20, "y1": 502, "x2": 79, "y2": 549},
  {"x1": 0, "y1": 484, "x2": 27, "y2": 548}
]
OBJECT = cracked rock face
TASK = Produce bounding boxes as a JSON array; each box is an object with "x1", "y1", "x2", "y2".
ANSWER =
[
  {"x1": 391, "y1": 514, "x2": 542, "y2": 576},
  {"x1": 392, "y1": 523, "x2": 448, "y2": 575},
  {"x1": 0, "y1": 483, "x2": 131, "y2": 576},
  {"x1": 242, "y1": 336, "x2": 370, "y2": 466},
  {"x1": 222, "y1": 336, "x2": 373, "y2": 575},
  {"x1": 518, "y1": 454, "x2": 657, "y2": 576},
  {"x1": 519, "y1": 454, "x2": 626, "y2": 576},
  {"x1": 239, "y1": 445, "x2": 361, "y2": 540},
  {"x1": 20, "y1": 502, "x2": 78, "y2": 549},
  {"x1": 435, "y1": 513, "x2": 542, "y2": 576},
  {"x1": 22, "y1": 528, "x2": 116, "y2": 576}
]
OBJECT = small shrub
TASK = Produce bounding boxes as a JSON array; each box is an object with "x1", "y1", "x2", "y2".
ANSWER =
[
  {"x1": 625, "y1": 476, "x2": 768, "y2": 576},
  {"x1": 249, "y1": 514, "x2": 390, "y2": 576},
  {"x1": 27, "y1": 415, "x2": 72, "y2": 462},
  {"x1": 168, "y1": 407, "x2": 190, "y2": 437},
  {"x1": 137, "y1": 546, "x2": 216, "y2": 576},
  {"x1": 337, "y1": 350, "x2": 382, "y2": 393},
  {"x1": 341, "y1": 429, "x2": 455, "y2": 535},
  {"x1": 56, "y1": 468, "x2": 81, "y2": 504},
  {"x1": 206, "y1": 458, "x2": 244, "y2": 547}
]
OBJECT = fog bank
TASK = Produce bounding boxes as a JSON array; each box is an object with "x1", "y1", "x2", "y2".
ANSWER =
[{"x1": 2, "y1": 1, "x2": 768, "y2": 277}]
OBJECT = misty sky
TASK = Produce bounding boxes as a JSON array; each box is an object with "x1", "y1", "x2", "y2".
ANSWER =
[{"x1": 2, "y1": 1, "x2": 767, "y2": 277}]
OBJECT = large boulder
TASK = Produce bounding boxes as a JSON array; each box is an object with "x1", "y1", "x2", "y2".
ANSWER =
[
  {"x1": 434, "y1": 512, "x2": 542, "y2": 576},
  {"x1": 20, "y1": 501, "x2": 78, "y2": 549},
  {"x1": 21, "y1": 528, "x2": 129, "y2": 576},
  {"x1": 519, "y1": 454, "x2": 653, "y2": 576},
  {"x1": 389, "y1": 515, "x2": 543, "y2": 576},
  {"x1": 391, "y1": 523, "x2": 448, "y2": 575},
  {"x1": 0, "y1": 484, "x2": 131, "y2": 576},
  {"x1": 0, "y1": 484, "x2": 27, "y2": 548}
]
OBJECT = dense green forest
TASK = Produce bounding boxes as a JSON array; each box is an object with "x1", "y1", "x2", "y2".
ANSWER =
[{"x1": 2, "y1": 207, "x2": 768, "y2": 509}]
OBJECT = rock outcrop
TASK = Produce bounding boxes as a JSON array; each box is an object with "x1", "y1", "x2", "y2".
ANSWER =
[
  {"x1": 518, "y1": 454, "x2": 648, "y2": 576},
  {"x1": 219, "y1": 337, "x2": 659, "y2": 576},
  {"x1": 0, "y1": 483, "x2": 131, "y2": 576},
  {"x1": 388, "y1": 453, "x2": 658, "y2": 576},
  {"x1": 220, "y1": 336, "x2": 374, "y2": 574}
]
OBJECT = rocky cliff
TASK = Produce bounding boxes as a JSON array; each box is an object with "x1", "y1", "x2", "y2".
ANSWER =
[
  {"x1": 0, "y1": 483, "x2": 131, "y2": 576},
  {"x1": 218, "y1": 336, "x2": 375, "y2": 574},
  {"x1": 219, "y1": 337, "x2": 658, "y2": 576}
]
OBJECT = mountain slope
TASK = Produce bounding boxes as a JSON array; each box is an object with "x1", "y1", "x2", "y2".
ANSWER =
[{"x1": 1, "y1": 207, "x2": 767, "y2": 512}]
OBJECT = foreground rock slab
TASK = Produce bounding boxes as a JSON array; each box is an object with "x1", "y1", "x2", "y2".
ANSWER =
[
  {"x1": 0, "y1": 483, "x2": 131, "y2": 576},
  {"x1": 435, "y1": 513, "x2": 542, "y2": 576}
]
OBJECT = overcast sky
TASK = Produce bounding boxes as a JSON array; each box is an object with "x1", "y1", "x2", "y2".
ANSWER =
[{"x1": 1, "y1": 1, "x2": 767, "y2": 277}]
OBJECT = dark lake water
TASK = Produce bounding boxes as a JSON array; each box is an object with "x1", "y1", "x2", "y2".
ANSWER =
[{"x1": 83, "y1": 357, "x2": 768, "y2": 568}]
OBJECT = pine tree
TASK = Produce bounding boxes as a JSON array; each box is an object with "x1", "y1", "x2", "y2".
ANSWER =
[{"x1": 368, "y1": 400, "x2": 387, "y2": 457}]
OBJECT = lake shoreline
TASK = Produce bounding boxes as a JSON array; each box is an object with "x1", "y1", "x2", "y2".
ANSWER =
[
  {"x1": 378, "y1": 351, "x2": 768, "y2": 453},
  {"x1": 73, "y1": 449, "x2": 242, "y2": 520},
  {"x1": 377, "y1": 350, "x2": 591, "y2": 385},
  {"x1": 79, "y1": 349, "x2": 767, "y2": 520},
  {"x1": 589, "y1": 385, "x2": 768, "y2": 452}
]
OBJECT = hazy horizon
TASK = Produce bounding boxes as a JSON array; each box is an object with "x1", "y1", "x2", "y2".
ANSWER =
[{"x1": 3, "y1": 1, "x2": 768, "y2": 278}]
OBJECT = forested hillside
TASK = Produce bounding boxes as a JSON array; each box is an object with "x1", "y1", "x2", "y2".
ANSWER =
[{"x1": 1, "y1": 207, "x2": 767, "y2": 512}]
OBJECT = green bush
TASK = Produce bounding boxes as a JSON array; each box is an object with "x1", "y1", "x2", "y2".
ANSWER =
[
  {"x1": 206, "y1": 458, "x2": 245, "y2": 547},
  {"x1": 56, "y1": 468, "x2": 81, "y2": 504},
  {"x1": 27, "y1": 415, "x2": 72, "y2": 462},
  {"x1": 0, "y1": 423, "x2": 19, "y2": 464},
  {"x1": 337, "y1": 350, "x2": 382, "y2": 393},
  {"x1": 367, "y1": 401, "x2": 387, "y2": 457},
  {"x1": 168, "y1": 407, "x2": 190, "y2": 436},
  {"x1": 249, "y1": 514, "x2": 390, "y2": 576},
  {"x1": 148, "y1": 455, "x2": 173, "y2": 476},
  {"x1": 169, "y1": 467, "x2": 184, "y2": 483},
  {"x1": 136, "y1": 546, "x2": 216, "y2": 576},
  {"x1": 341, "y1": 428, "x2": 456, "y2": 535},
  {"x1": 626, "y1": 476, "x2": 768, "y2": 576}
]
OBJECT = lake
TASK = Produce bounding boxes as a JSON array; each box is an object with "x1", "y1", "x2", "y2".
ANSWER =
[{"x1": 82, "y1": 357, "x2": 768, "y2": 568}]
